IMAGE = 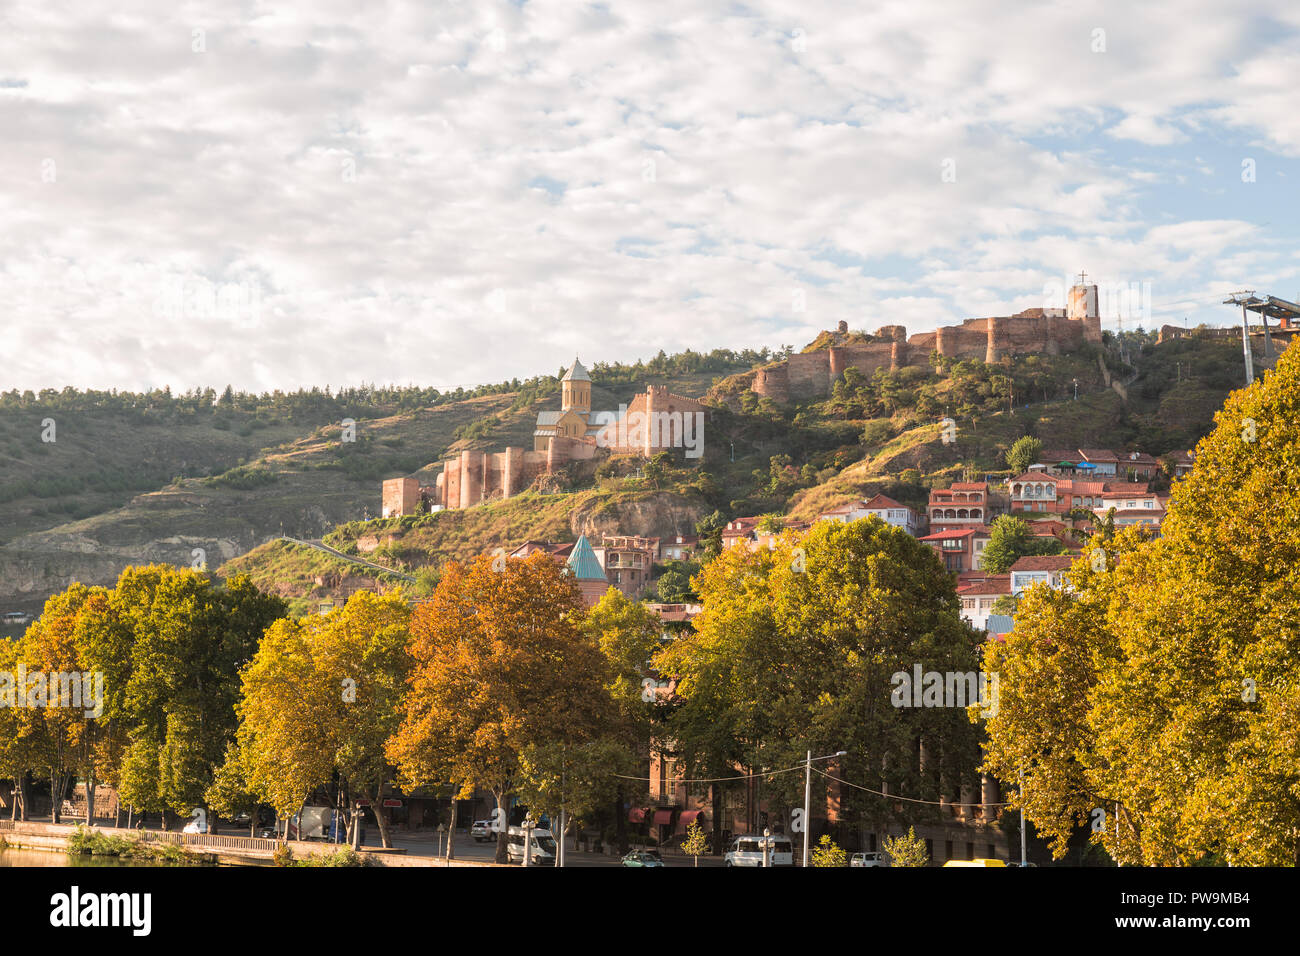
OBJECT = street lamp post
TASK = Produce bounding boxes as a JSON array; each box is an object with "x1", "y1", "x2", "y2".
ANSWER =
[
  {"x1": 1019, "y1": 767, "x2": 1027, "y2": 867},
  {"x1": 802, "y1": 749, "x2": 849, "y2": 868},
  {"x1": 522, "y1": 813, "x2": 535, "y2": 868},
  {"x1": 445, "y1": 793, "x2": 456, "y2": 865}
]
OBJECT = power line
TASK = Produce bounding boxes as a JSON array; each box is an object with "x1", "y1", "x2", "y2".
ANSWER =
[
  {"x1": 611, "y1": 765, "x2": 807, "y2": 785},
  {"x1": 812, "y1": 766, "x2": 1011, "y2": 807},
  {"x1": 610, "y1": 764, "x2": 1013, "y2": 808}
]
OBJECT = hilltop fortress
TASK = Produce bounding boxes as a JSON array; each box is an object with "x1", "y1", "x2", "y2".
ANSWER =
[{"x1": 752, "y1": 280, "x2": 1103, "y2": 403}]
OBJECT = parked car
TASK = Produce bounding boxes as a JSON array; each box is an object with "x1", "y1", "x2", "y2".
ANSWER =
[
  {"x1": 724, "y1": 835, "x2": 794, "y2": 867},
  {"x1": 942, "y1": 858, "x2": 1007, "y2": 867},
  {"x1": 471, "y1": 820, "x2": 496, "y2": 843},
  {"x1": 622, "y1": 850, "x2": 665, "y2": 868},
  {"x1": 850, "y1": 852, "x2": 885, "y2": 867}
]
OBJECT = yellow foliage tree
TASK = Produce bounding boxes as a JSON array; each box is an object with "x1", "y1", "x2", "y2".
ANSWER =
[{"x1": 985, "y1": 342, "x2": 1300, "y2": 865}]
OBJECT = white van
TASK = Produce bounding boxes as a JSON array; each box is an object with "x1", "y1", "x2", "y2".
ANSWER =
[
  {"x1": 507, "y1": 826, "x2": 557, "y2": 865},
  {"x1": 724, "y1": 834, "x2": 794, "y2": 867}
]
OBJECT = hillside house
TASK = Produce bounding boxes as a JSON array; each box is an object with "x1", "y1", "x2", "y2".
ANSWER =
[
  {"x1": 1007, "y1": 472, "x2": 1150, "y2": 515},
  {"x1": 928, "y1": 482, "x2": 993, "y2": 529},
  {"x1": 660, "y1": 534, "x2": 698, "y2": 562},
  {"x1": 919, "y1": 527, "x2": 990, "y2": 573},
  {"x1": 592, "y1": 535, "x2": 659, "y2": 597},
  {"x1": 721, "y1": 516, "x2": 810, "y2": 551},
  {"x1": 1009, "y1": 555, "x2": 1075, "y2": 594},
  {"x1": 818, "y1": 494, "x2": 923, "y2": 535},
  {"x1": 957, "y1": 574, "x2": 1012, "y2": 631},
  {"x1": 1095, "y1": 492, "x2": 1166, "y2": 529}
]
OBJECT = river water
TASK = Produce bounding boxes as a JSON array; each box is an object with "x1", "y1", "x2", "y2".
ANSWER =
[{"x1": 0, "y1": 847, "x2": 195, "y2": 867}]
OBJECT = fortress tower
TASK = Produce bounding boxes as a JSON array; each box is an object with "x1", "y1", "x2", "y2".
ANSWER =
[
  {"x1": 561, "y1": 357, "x2": 591, "y2": 413},
  {"x1": 1068, "y1": 273, "x2": 1103, "y2": 343}
]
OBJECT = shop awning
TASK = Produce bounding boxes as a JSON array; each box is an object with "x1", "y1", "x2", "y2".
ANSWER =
[
  {"x1": 678, "y1": 810, "x2": 702, "y2": 826},
  {"x1": 653, "y1": 810, "x2": 673, "y2": 825},
  {"x1": 628, "y1": 807, "x2": 647, "y2": 823}
]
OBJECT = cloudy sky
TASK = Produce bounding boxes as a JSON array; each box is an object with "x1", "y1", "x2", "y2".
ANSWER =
[{"x1": 3, "y1": 0, "x2": 1298, "y2": 393}]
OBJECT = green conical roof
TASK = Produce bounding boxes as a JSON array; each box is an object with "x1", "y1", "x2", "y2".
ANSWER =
[
  {"x1": 562, "y1": 357, "x2": 590, "y2": 382},
  {"x1": 566, "y1": 534, "x2": 606, "y2": 580}
]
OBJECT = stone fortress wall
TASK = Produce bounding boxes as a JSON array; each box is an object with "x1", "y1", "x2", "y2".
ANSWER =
[{"x1": 752, "y1": 283, "x2": 1104, "y2": 403}]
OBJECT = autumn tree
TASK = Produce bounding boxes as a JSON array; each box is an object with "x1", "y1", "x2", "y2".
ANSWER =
[
  {"x1": 0, "y1": 630, "x2": 42, "y2": 820},
  {"x1": 681, "y1": 819, "x2": 710, "y2": 867},
  {"x1": 387, "y1": 553, "x2": 615, "y2": 863},
  {"x1": 14, "y1": 585, "x2": 105, "y2": 824},
  {"x1": 571, "y1": 588, "x2": 667, "y2": 853},
  {"x1": 811, "y1": 834, "x2": 848, "y2": 867},
  {"x1": 232, "y1": 590, "x2": 411, "y2": 847}
]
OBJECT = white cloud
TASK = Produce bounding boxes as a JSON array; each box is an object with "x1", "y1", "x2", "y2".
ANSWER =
[{"x1": 1, "y1": 0, "x2": 1298, "y2": 391}]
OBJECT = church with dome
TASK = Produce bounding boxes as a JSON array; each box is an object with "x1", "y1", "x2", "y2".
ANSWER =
[{"x1": 380, "y1": 357, "x2": 711, "y2": 516}]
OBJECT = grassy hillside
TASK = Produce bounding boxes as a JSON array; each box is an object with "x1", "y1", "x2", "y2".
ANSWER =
[
  {"x1": 0, "y1": 353, "x2": 752, "y2": 615},
  {"x1": 2, "y1": 333, "x2": 1257, "y2": 616}
]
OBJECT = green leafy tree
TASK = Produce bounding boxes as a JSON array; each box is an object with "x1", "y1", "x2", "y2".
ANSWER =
[
  {"x1": 643, "y1": 451, "x2": 673, "y2": 490},
  {"x1": 1005, "y1": 436, "x2": 1042, "y2": 474},
  {"x1": 657, "y1": 519, "x2": 983, "y2": 853},
  {"x1": 655, "y1": 561, "x2": 699, "y2": 603},
  {"x1": 694, "y1": 511, "x2": 726, "y2": 560},
  {"x1": 112, "y1": 566, "x2": 285, "y2": 824},
  {"x1": 980, "y1": 515, "x2": 1066, "y2": 574}
]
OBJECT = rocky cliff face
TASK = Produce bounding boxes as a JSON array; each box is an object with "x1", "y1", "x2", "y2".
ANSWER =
[
  {"x1": 568, "y1": 490, "x2": 708, "y2": 540},
  {"x1": 0, "y1": 534, "x2": 253, "y2": 615}
]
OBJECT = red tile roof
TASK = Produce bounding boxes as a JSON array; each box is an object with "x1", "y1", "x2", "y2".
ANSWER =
[
  {"x1": 1008, "y1": 470, "x2": 1058, "y2": 483},
  {"x1": 860, "y1": 493, "x2": 909, "y2": 511},
  {"x1": 957, "y1": 574, "x2": 1012, "y2": 596},
  {"x1": 1077, "y1": 448, "x2": 1119, "y2": 461},
  {"x1": 1009, "y1": 555, "x2": 1075, "y2": 571},
  {"x1": 919, "y1": 528, "x2": 986, "y2": 541}
]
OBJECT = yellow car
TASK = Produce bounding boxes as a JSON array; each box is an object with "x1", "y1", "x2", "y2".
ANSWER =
[{"x1": 942, "y1": 858, "x2": 1007, "y2": 867}]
